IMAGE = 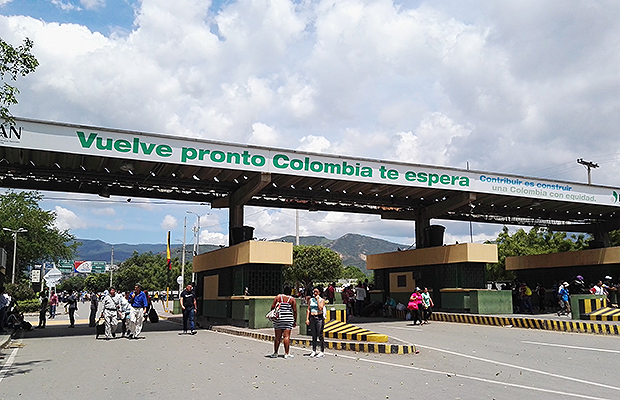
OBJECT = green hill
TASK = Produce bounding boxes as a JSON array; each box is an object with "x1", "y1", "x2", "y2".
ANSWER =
[{"x1": 75, "y1": 234, "x2": 405, "y2": 273}]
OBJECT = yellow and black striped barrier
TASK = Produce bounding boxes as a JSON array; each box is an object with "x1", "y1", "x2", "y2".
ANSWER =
[
  {"x1": 323, "y1": 319, "x2": 388, "y2": 342},
  {"x1": 209, "y1": 325, "x2": 416, "y2": 355},
  {"x1": 431, "y1": 312, "x2": 620, "y2": 335},
  {"x1": 582, "y1": 307, "x2": 620, "y2": 322},
  {"x1": 325, "y1": 308, "x2": 347, "y2": 323},
  {"x1": 578, "y1": 297, "x2": 607, "y2": 315}
]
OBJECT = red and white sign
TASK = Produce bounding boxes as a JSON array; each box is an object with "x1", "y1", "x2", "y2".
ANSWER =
[{"x1": 74, "y1": 261, "x2": 93, "y2": 273}]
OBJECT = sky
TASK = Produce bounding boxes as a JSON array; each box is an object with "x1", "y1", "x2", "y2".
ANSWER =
[{"x1": 0, "y1": 0, "x2": 619, "y2": 249}]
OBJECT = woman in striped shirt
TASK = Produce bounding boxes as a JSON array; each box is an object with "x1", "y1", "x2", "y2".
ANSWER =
[{"x1": 269, "y1": 285, "x2": 297, "y2": 359}]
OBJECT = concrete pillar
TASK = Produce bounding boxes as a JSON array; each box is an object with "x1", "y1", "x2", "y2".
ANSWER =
[
  {"x1": 415, "y1": 209, "x2": 430, "y2": 249},
  {"x1": 229, "y1": 203, "x2": 244, "y2": 246}
]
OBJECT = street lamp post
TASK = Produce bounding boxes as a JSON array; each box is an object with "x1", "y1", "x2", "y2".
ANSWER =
[
  {"x1": 175, "y1": 216, "x2": 187, "y2": 290},
  {"x1": 186, "y1": 211, "x2": 201, "y2": 256},
  {"x1": 109, "y1": 245, "x2": 114, "y2": 288},
  {"x1": 3, "y1": 227, "x2": 27, "y2": 284},
  {"x1": 182, "y1": 216, "x2": 186, "y2": 287}
]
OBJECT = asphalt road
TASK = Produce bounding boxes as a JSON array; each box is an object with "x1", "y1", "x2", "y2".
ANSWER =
[{"x1": 1, "y1": 314, "x2": 619, "y2": 400}]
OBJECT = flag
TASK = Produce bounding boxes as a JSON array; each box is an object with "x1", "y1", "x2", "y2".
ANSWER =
[{"x1": 166, "y1": 231, "x2": 172, "y2": 270}]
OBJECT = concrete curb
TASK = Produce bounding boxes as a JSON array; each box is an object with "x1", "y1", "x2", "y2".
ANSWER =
[
  {"x1": 210, "y1": 325, "x2": 417, "y2": 355},
  {"x1": 432, "y1": 312, "x2": 620, "y2": 335}
]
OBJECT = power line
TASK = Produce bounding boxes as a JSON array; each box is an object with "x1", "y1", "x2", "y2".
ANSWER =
[{"x1": 576, "y1": 158, "x2": 599, "y2": 185}]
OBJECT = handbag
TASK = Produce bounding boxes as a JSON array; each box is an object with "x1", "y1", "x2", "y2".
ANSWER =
[
  {"x1": 266, "y1": 302, "x2": 281, "y2": 321},
  {"x1": 266, "y1": 295, "x2": 284, "y2": 321}
]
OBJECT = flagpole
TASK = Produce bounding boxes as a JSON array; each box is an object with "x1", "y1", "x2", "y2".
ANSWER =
[
  {"x1": 109, "y1": 245, "x2": 114, "y2": 288},
  {"x1": 166, "y1": 231, "x2": 171, "y2": 313}
]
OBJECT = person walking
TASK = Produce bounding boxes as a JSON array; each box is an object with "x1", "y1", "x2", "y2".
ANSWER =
[
  {"x1": 128, "y1": 283, "x2": 148, "y2": 339},
  {"x1": 306, "y1": 287, "x2": 325, "y2": 358},
  {"x1": 355, "y1": 282, "x2": 366, "y2": 317},
  {"x1": 119, "y1": 292, "x2": 131, "y2": 337},
  {"x1": 67, "y1": 291, "x2": 78, "y2": 328},
  {"x1": 557, "y1": 282, "x2": 571, "y2": 316},
  {"x1": 48, "y1": 290, "x2": 58, "y2": 319},
  {"x1": 519, "y1": 282, "x2": 534, "y2": 314},
  {"x1": 421, "y1": 287, "x2": 434, "y2": 324},
  {"x1": 36, "y1": 291, "x2": 48, "y2": 329},
  {"x1": 180, "y1": 283, "x2": 197, "y2": 335},
  {"x1": 89, "y1": 292, "x2": 99, "y2": 327},
  {"x1": 325, "y1": 282, "x2": 336, "y2": 304},
  {"x1": 0, "y1": 288, "x2": 10, "y2": 333},
  {"x1": 408, "y1": 287, "x2": 423, "y2": 325},
  {"x1": 101, "y1": 287, "x2": 121, "y2": 340},
  {"x1": 535, "y1": 282, "x2": 547, "y2": 313},
  {"x1": 269, "y1": 285, "x2": 297, "y2": 359}
]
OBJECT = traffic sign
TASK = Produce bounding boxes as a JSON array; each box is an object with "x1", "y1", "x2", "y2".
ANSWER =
[{"x1": 44, "y1": 267, "x2": 62, "y2": 286}]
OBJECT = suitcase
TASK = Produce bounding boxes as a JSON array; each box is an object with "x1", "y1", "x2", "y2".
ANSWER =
[
  {"x1": 95, "y1": 318, "x2": 105, "y2": 339},
  {"x1": 148, "y1": 308, "x2": 159, "y2": 323}
]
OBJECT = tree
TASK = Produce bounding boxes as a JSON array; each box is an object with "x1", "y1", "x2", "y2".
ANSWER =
[
  {"x1": 283, "y1": 245, "x2": 344, "y2": 290},
  {"x1": 113, "y1": 251, "x2": 192, "y2": 293},
  {"x1": 609, "y1": 230, "x2": 620, "y2": 247},
  {"x1": 342, "y1": 265, "x2": 368, "y2": 281},
  {"x1": 0, "y1": 191, "x2": 80, "y2": 285},
  {"x1": 84, "y1": 273, "x2": 111, "y2": 293},
  {"x1": 58, "y1": 275, "x2": 86, "y2": 294},
  {"x1": 485, "y1": 226, "x2": 588, "y2": 281},
  {"x1": 0, "y1": 37, "x2": 39, "y2": 124}
]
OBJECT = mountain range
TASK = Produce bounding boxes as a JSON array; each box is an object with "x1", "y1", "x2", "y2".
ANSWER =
[{"x1": 74, "y1": 233, "x2": 406, "y2": 273}]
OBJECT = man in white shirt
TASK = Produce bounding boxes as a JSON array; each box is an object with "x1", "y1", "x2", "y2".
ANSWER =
[
  {"x1": 355, "y1": 283, "x2": 366, "y2": 317},
  {"x1": 0, "y1": 289, "x2": 9, "y2": 333},
  {"x1": 100, "y1": 287, "x2": 121, "y2": 340}
]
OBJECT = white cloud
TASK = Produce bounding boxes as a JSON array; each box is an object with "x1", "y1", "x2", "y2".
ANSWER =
[
  {"x1": 3, "y1": 1, "x2": 620, "y2": 245},
  {"x1": 297, "y1": 135, "x2": 331, "y2": 153},
  {"x1": 105, "y1": 223, "x2": 124, "y2": 231},
  {"x1": 199, "y1": 230, "x2": 227, "y2": 246},
  {"x1": 160, "y1": 215, "x2": 178, "y2": 230},
  {"x1": 394, "y1": 112, "x2": 472, "y2": 166},
  {"x1": 54, "y1": 206, "x2": 87, "y2": 230},
  {"x1": 80, "y1": 0, "x2": 104, "y2": 10},
  {"x1": 91, "y1": 207, "x2": 115, "y2": 216},
  {"x1": 248, "y1": 122, "x2": 280, "y2": 146},
  {"x1": 51, "y1": 0, "x2": 80, "y2": 11}
]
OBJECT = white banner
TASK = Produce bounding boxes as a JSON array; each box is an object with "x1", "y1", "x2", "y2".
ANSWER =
[{"x1": 3, "y1": 118, "x2": 619, "y2": 207}]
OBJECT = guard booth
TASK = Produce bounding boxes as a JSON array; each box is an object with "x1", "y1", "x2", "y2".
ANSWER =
[
  {"x1": 367, "y1": 242, "x2": 498, "y2": 311},
  {"x1": 192, "y1": 239, "x2": 293, "y2": 327},
  {"x1": 507, "y1": 247, "x2": 620, "y2": 307}
]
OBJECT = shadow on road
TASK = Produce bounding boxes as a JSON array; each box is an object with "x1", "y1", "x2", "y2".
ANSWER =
[{"x1": 15, "y1": 318, "x2": 182, "y2": 341}]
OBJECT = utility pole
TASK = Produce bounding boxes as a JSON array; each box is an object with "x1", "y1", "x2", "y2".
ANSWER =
[
  {"x1": 3, "y1": 227, "x2": 27, "y2": 284},
  {"x1": 181, "y1": 216, "x2": 186, "y2": 288},
  {"x1": 577, "y1": 158, "x2": 599, "y2": 185},
  {"x1": 109, "y1": 245, "x2": 114, "y2": 288},
  {"x1": 187, "y1": 211, "x2": 201, "y2": 256},
  {"x1": 295, "y1": 210, "x2": 300, "y2": 246}
]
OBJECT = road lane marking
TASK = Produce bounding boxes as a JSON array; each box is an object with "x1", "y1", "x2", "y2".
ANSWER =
[
  {"x1": 0, "y1": 347, "x2": 18, "y2": 384},
  {"x1": 522, "y1": 340, "x2": 620, "y2": 354},
  {"x1": 373, "y1": 323, "x2": 620, "y2": 392},
  {"x1": 334, "y1": 353, "x2": 612, "y2": 400},
  {"x1": 416, "y1": 344, "x2": 620, "y2": 392},
  {"x1": 213, "y1": 329, "x2": 613, "y2": 400},
  {"x1": 376, "y1": 325, "x2": 424, "y2": 332}
]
